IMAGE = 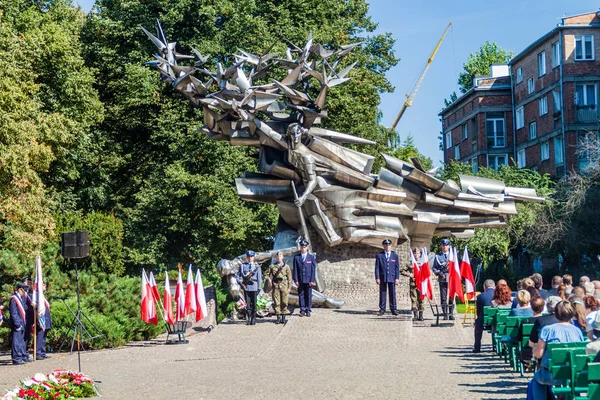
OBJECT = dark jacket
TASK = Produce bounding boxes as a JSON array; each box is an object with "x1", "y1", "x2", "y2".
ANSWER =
[
  {"x1": 293, "y1": 253, "x2": 316, "y2": 284},
  {"x1": 476, "y1": 288, "x2": 495, "y2": 323},
  {"x1": 529, "y1": 314, "x2": 559, "y2": 344},
  {"x1": 10, "y1": 292, "x2": 26, "y2": 330},
  {"x1": 374, "y1": 251, "x2": 400, "y2": 283}
]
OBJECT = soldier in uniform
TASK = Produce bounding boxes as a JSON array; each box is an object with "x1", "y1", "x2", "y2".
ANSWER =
[
  {"x1": 10, "y1": 282, "x2": 31, "y2": 365},
  {"x1": 236, "y1": 251, "x2": 262, "y2": 325},
  {"x1": 35, "y1": 283, "x2": 52, "y2": 360},
  {"x1": 265, "y1": 251, "x2": 293, "y2": 324},
  {"x1": 293, "y1": 240, "x2": 317, "y2": 317},
  {"x1": 374, "y1": 239, "x2": 400, "y2": 316},
  {"x1": 401, "y1": 248, "x2": 424, "y2": 321},
  {"x1": 432, "y1": 238, "x2": 454, "y2": 320},
  {"x1": 22, "y1": 277, "x2": 34, "y2": 355}
]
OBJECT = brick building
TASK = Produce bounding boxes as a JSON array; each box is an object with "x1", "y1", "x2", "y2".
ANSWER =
[{"x1": 440, "y1": 11, "x2": 600, "y2": 176}]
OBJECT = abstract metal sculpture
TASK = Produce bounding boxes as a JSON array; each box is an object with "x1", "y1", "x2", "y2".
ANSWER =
[{"x1": 143, "y1": 23, "x2": 543, "y2": 251}]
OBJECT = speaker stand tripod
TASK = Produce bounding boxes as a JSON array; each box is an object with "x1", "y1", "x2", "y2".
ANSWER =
[{"x1": 57, "y1": 262, "x2": 113, "y2": 371}]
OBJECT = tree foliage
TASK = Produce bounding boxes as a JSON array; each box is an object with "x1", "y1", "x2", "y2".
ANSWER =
[{"x1": 457, "y1": 41, "x2": 513, "y2": 93}]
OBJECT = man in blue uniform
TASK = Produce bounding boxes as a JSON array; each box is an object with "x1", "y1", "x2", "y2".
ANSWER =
[
  {"x1": 432, "y1": 238, "x2": 453, "y2": 320},
  {"x1": 374, "y1": 239, "x2": 400, "y2": 316},
  {"x1": 10, "y1": 282, "x2": 31, "y2": 365},
  {"x1": 293, "y1": 240, "x2": 316, "y2": 317},
  {"x1": 236, "y1": 251, "x2": 262, "y2": 325},
  {"x1": 21, "y1": 277, "x2": 34, "y2": 356},
  {"x1": 473, "y1": 279, "x2": 495, "y2": 353},
  {"x1": 36, "y1": 283, "x2": 52, "y2": 360}
]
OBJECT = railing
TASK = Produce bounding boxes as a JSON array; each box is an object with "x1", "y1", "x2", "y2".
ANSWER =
[{"x1": 576, "y1": 107, "x2": 598, "y2": 123}]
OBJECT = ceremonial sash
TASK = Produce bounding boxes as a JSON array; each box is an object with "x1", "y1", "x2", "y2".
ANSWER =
[{"x1": 11, "y1": 294, "x2": 26, "y2": 320}]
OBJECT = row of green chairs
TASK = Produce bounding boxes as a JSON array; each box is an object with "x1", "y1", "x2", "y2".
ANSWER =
[{"x1": 545, "y1": 342, "x2": 598, "y2": 400}]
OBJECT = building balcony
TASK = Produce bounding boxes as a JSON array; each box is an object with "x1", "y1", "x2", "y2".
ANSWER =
[{"x1": 576, "y1": 107, "x2": 598, "y2": 123}]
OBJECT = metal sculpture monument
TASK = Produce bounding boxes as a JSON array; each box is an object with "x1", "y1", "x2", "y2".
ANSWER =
[{"x1": 143, "y1": 24, "x2": 543, "y2": 303}]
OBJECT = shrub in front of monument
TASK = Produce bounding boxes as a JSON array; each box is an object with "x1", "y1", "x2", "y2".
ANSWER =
[{"x1": 1, "y1": 370, "x2": 99, "y2": 399}]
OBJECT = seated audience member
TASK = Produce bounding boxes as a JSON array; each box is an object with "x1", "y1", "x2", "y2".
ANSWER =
[
  {"x1": 531, "y1": 273, "x2": 549, "y2": 300},
  {"x1": 497, "y1": 279, "x2": 508, "y2": 287},
  {"x1": 528, "y1": 301, "x2": 585, "y2": 400},
  {"x1": 584, "y1": 281, "x2": 595, "y2": 296},
  {"x1": 587, "y1": 312, "x2": 600, "y2": 355},
  {"x1": 510, "y1": 290, "x2": 533, "y2": 317},
  {"x1": 473, "y1": 279, "x2": 495, "y2": 353},
  {"x1": 491, "y1": 284, "x2": 513, "y2": 308},
  {"x1": 549, "y1": 275, "x2": 562, "y2": 296},
  {"x1": 519, "y1": 298, "x2": 546, "y2": 370},
  {"x1": 529, "y1": 296, "x2": 561, "y2": 348},
  {"x1": 585, "y1": 295, "x2": 600, "y2": 328},
  {"x1": 557, "y1": 285, "x2": 567, "y2": 301},
  {"x1": 513, "y1": 279, "x2": 537, "y2": 308},
  {"x1": 563, "y1": 274, "x2": 573, "y2": 295},
  {"x1": 522, "y1": 278, "x2": 535, "y2": 290},
  {"x1": 593, "y1": 280, "x2": 600, "y2": 300},
  {"x1": 571, "y1": 286, "x2": 586, "y2": 299},
  {"x1": 580, "y1": 275, "x2": 591, "y2": 287},
  {"x1": 571, "y1": 296, "x2": 588, "y2": 332}
]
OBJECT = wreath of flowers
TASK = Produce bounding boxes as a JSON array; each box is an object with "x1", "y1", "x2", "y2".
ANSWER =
[{"x1": 2, "y1": 370, "x2": 99, "y2": 400}]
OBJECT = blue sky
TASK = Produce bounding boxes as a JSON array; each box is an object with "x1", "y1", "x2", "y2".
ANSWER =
[{"x1": 76, "y1": 0, "x2": 598, "y2": 164}]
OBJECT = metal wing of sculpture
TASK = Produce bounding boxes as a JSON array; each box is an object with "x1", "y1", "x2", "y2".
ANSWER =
[{"x1": 143, "y1": 24, "x2": 544, "y2": 250}]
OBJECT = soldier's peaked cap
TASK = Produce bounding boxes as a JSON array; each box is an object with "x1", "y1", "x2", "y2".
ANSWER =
[
  {"x1": 17, "y1": 282, "x2": 29, "y2": 289},
  {"x1": 382, "y1": 239, "x2": 392, "y2": 245},
  {"x1": 299, "y1": 240, "x2": 309, "y2": 246},
  {"x1": 246, "y1": 250, "x2": 255, "y2": 257},
  {"x1": 441, "y1": 238, "x2": 451, "y2": 245}
]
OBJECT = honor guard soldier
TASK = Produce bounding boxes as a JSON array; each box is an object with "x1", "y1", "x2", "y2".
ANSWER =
[
  {"x1": 22, "y1": 277, "x2": 34, "y2": 352},
  {"x1": 265, "y1": 251, "x2": 293, "y2": 324},
  {"x1": 401, "y1": 248, "x2": 424, "y2": 321},
  {"x1": 432, "y1": 238, "x2": 454, "y2": 320},
  {"x1": 10, "y1": 282, "x2": 31, "y2": 365},
  {"x1": 293, "y1": 240, "x2": 316, "y2": 317},
  {"x1": 236, "y1": 251, "x2": 262, "y2": 325},
  {"x1": 375, "y1": 239, "x2": 400, "y2": 316}
]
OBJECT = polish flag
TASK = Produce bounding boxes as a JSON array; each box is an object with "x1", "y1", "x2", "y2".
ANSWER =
[
  {"x1": 149, "y1": 271, "x2": 160, "y2": 303},
  {"x1": 448, "y1": 247, "x2": 464, "y2": 302},
  {"x1": 409, "y1": 249, "x2": 422, "y2": 293},
  {"x1": 184, "y1": 264, "x2": 197, "y2": 317},
  {"x1": 141, "y1": 269, "x2": 158, "y2": 325},
  {"x1": 163, "y1": 274, "x2": 174, "y2": 325},
  {"x1": 460, "y1": 247, "x2": 476, "y2": 301},
  {"x1": 174, "y1": 267, "x2": 186, "y2": 321},
  {"x1": 419, "y1": 248, "x2": 434, "y2": 301},
  {"x1": 195, "y1": 269, "x2": 209, "y2": 322},
  {"x1": 32, "y1": 255, "x2": 48, "y2": 330}
]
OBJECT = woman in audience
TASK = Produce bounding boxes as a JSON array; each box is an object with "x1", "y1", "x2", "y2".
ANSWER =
[
  {"x1": 571, "y1": 296, "x2": 588, "y2": 332},
  {"x1": 585, "y1": 295, "x2": 600, "y2": 328},
  {"x1": 586, "y1": 312, "x2": 600, "y2": 355},
  {"x1": 528, "y1": 301, "x2": 585, "y2": 399},
  {"x1": 510, "y1": 290, "x2": 533, "y2": 317},
  {"x1": 557, "y1": 284, "x2": 567, "y2": 301},
  {"x1": 491, "y1": 284, "x2": 513, "y2": 308}
]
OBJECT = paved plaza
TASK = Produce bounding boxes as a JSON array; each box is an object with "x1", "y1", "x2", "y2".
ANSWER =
[{"x1": 0, "y1": 290, "x2": 528, "y2": 399}]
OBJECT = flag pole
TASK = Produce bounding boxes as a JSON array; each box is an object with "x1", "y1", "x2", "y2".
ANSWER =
[{"x1": 33, "y1": 308, "x2": 37, "y2": 361}]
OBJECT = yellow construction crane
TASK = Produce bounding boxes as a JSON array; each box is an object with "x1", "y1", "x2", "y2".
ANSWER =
[{"x1": 391, "y1": 22, "x2": 453, "y2": 131}]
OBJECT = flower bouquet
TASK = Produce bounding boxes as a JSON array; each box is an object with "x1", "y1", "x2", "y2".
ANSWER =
[{"x1": 2, "y1": 370, "x2": 99, "y2": 400}]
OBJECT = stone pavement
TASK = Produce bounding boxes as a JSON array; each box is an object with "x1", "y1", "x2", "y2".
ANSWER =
[{"x1": 0, "y1": 289, "x2": 528, "y2": 399}]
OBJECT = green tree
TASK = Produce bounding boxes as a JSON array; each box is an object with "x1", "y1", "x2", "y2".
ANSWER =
[{"x1": 457, "y1": 41, "x2": 513, "y2": 94}]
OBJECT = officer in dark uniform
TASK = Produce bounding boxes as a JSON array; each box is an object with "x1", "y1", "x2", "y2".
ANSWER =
[
  {"x1": 21, "y1": 277, "x2": 34, "y2": 353},
  {"x1": 236, "y1": 251, "x2": 262, "y2": 325},
  {"x1": 432, "y1": 238, "x2": 453, "y2": 320},
  {"x1": 293, "y1": 240, "x2": 316, "y2": 317},
  {"x1": 374, "y1": 239, "x2": 400, "y2": 316},
  {"x1": 10, "y1": 282, "x2": 31, "y2": 365},
  {"x1": 36, "y1": 283, "x2": 52, "y2": 359}
]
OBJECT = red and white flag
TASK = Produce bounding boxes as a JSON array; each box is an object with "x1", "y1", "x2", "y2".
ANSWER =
[
  {"x1": 174, "y1": 267, "x2": 185, "y2": 321},
  {"x1": 141, "y1": 269, "x2": 158, "y2": 325},
  {"x1": 163, "y1": 274, "x2": 174, "y2": 325},
  {"x1": 419, "y1": 248, "x2": 434, "y2": 301},
  {"x1": 184, "y1": 264, "x2": 197, "y2": 317},
  {"x1": 149, "y1": 271, "x2": 160, "y2": 303},
  {"x1": 409, "y1": 249, "x2": 422, "y2": 293},
  {"x1": 195, "y1": 269, "x2": 208, "y2": 322},
  {"x1": 32, "y1": 255, "x2": 49, "y2": 330},
  {"x1": 448, "y1": 247, "x2": 464, "y2": 302},
  {"x1": 460, "y1": 246, "x2": 476, "y2": 301}
]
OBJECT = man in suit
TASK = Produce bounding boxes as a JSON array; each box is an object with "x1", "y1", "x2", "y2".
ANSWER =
[
  {"x1": 374, "y1": 239, "x2": 400, "y2": 316},
  {"x1": 432, "y1": 238, "x2": 453, "y2": 320},
  {"x1": 21, "y1": 277, "x2": 34, "y2": 354},
  {"x1": 531, "y1": 273, "x2": 550, "y2": 300},
  {"x1": 10, "y1": 282, "x2": 31, "y2": 365},
  {"x1": 35, "y1": 283, "x2": 52, "y2": 359},
  {"x1": 474, "y1": 279, "x2": 495, "y2": 353},
  {"x1": 548, "y1": 275, "x2": 562, "y2": 297},
  {"x1": 293, "y1": 240, "x2": 316, "y2": 317}
]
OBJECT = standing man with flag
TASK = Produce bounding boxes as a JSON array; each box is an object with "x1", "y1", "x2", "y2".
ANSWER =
[
  {"x1": 401, "y1": 248, "x2": 424, "y2": 321},
  {"x1": 10, "y1": 282, "x2": 31, "y2": 365},
  {"x1": 432, "y1": 238, "x2": 453, "y2": 320},
  {"x1": 21, "y1": 277, "x2": 34, "y2": 355},
  {"x1": 33, "y1": 255, "x2": 51, "y2": 360},
  {"x1": 374, "y1": 239, "x2": 400, "y2": 316},
  {"x1": 237, "y1": 251, "x2": 262, "y2": 325}
]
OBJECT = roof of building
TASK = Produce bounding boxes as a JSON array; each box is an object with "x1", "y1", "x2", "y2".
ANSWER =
[{"x1": 439, "y1": 76, "x2": 511, "y2": 116}]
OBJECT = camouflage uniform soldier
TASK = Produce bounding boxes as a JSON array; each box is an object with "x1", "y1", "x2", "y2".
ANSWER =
[
  {"x1": 265, "y1": 251, "x2": 293, "y2": 324},
  {"x1": 401, "y1": 248, "x2": 424, "y2": 321}
]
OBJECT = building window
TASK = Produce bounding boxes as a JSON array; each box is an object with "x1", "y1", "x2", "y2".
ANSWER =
[
  {"x1": 462, "y1": 123, "x2": 468, "y2": 140},
  {"x1": 539, "y1": 96, "x2": 548, "y2": 116},
  {"x1": 528, "y1": 78, "x2": 535, "y2": 94},
  {"x1": 575, "y1": 83, "x2": 597, "y2": 108},
  {"x1": 552, "y1": 42, "x2": 561, "y2": 68},
  {"x1": 516, "y1": 67, "x2": 523, "y2": 83},
  {"x1": 516, "y1": 107, "x2": 524, "y2": 129},
  {"x1": 454, "y1": 145, "x2": 460, "y2": 160},
  {"x1": 486, "y1": 113, "x2": 505, "y2": 148},
  {"x1": 541, "y1": 141, "x2": 549, "y2": 160},
  {"x1": 517, "y1": 149, "x2": 526, "y2": 168},
  {"x1": 445, "y1": 131, "x2": 452, "y2": 149},
  {"x1": 529, "y1": 122, "x2": 537, "y2": 140},
  {"x1": 552, "y1": 89, "x2": 562, "y2": 117},
  {"x1": 575, "y1": 35, "x2": 594, "y2": 61},
  {"x1": 554, "y1": 136, "x2": 564, "y2": 164},
  {"x1": 538, "y1": 51, "x2": 546, "y2": 76},
  {"x1": 487, "y1": 154, "x2": 507, "y2": 171},
  {"x1": 471, "y1": 157, "x2": 478, "y2": 173}
]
